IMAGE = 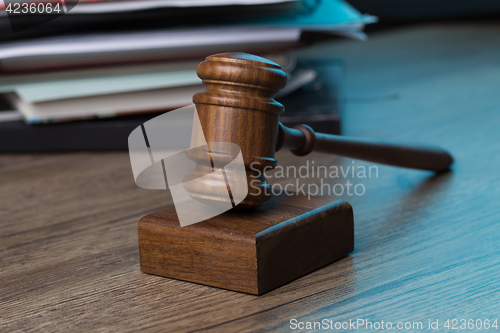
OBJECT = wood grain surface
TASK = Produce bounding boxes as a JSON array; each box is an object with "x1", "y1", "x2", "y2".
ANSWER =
[
  {"x1": 139, "y1": 195, "x2": 353, "y2": 295},
  {"x1": 191, "y1": 52, "x2": 287, "y2": 208},
  {"x1": 2, "y1": 22, "x2": 500, "y2": 332}
]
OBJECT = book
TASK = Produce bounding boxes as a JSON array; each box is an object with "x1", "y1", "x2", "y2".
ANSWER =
[
  {"x1": 0, "y1": 0, "x2": 375, "y2": 72},
  {"x1": 0, "y1": 27, "x2": 303, "y2": 72},
  {"x1": 0, "y1": 1, "x2": 302, "y2": 42},
  {"x1": 0, "y1": 60, "x2": 201, "y2": 102},
  {"x1": 0, "y1": 56, "x2": 344, "y2": 151},
  {"x1": 5, "y1": 85, "x2": 205, "y2": 123},
  {"x1": 2, "y1": 52, "x2": 315, "y2": 122},
  {"x1": 0, "y1": 95, "x2": 21, "y2": 122},
  {"x1": 0, "y1": 0, "x2": 298, "y2": 12}
]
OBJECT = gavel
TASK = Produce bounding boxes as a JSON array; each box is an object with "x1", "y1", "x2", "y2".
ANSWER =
[{"x1": 184, "y1": 52, "x2": 453, "y2": 209}]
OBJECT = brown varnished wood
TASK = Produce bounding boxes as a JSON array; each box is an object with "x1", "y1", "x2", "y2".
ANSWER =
[
  {"x1": 138, "y1": 194, "x2": 354, "y2": 295},
  {"x1": 279, "y1": 124, "x2": 454, "y2": 171},
  {"x1": 189, "y1": 52, "x2": 287, "y2": 208},
  {"x1": 2, "y1": 23, "x2": 500, "y2": 332},
  {"x1": 189, "y1": 52, "x2": 453, "y2": 209},
  {"x1": 140, "y1": 51, "x2": 452, "y2": 295}
]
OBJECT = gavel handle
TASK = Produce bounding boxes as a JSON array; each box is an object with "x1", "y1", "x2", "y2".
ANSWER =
[{"x1": 276, "y1": 123, "x2": 453, "y2": 172}]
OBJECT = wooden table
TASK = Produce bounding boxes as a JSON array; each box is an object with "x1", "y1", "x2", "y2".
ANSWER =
[{"x1": 2, "y1": 22, "x2": 500, "y2": 332}]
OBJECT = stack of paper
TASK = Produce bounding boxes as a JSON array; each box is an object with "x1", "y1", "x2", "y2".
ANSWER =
[
  {"x1": 0, "y1": 0, "x2": 376, "y2": 123},
  {"x1": 1, "y1": 61, "x2": 202, "y2": 122}
]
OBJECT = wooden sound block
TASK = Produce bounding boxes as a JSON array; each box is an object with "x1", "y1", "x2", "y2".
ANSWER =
[{"x1": 138, "y1": 194, "x2": 354, "y2": 295}]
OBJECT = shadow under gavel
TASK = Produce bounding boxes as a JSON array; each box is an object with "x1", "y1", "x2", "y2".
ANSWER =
[{"x1": 184, "y1": 52, "x2": 453, "y2": 209}]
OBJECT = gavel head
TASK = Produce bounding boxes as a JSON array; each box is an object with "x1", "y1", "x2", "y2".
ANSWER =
[{"x1": 184, "y1": 52, "x2": 287, "y2": 209}]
